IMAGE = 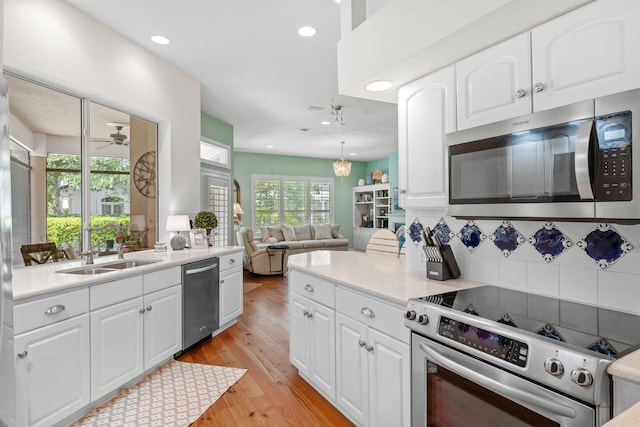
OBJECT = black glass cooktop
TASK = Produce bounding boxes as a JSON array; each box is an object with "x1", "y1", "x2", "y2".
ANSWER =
[{"x1": 420, "y1": 285, "x2": 640, "y2": 358}]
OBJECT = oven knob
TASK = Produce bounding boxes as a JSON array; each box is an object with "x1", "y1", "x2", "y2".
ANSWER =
[
  {"x1": 543, "y1": 358, "x2": 564, "y2": 376},
  {"x1": 417, "y1": 314, "x2": 429, "y2": 325},
  {"x1": 571, "y1": 368, "x2": 593, "y2": 387},
  {"x1": 405, "y1": 310, "x2": 417, "y2": 321}
]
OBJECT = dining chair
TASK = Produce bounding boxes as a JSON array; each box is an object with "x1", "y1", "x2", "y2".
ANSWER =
[{"x1": 20, "y1": 242, "x2": 60, "y2": 266}]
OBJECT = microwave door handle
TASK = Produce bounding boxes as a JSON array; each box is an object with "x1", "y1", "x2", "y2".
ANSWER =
[
  {"x1": 575, "y1": 121, "x2": 594, "y2": 200},
  {"x1": 418, "y1": 342, "x2": 577, "y2": 419}
]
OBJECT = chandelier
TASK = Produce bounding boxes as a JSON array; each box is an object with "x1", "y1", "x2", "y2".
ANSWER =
[{"x1": 333, "y1": 141, "x2": 352, "y2": 177}]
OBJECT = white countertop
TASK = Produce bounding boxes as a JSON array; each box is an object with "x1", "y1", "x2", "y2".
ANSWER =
[
  {"x1": 287, "y1": 250, "x2": 484, "y2": 305},
  {"x1": 12, "y1": 246, "x2": 243, "y2": 301}
]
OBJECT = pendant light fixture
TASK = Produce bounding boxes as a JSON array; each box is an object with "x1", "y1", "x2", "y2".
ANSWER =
[{"x1": 333, "y1": 140, "x2": 352, "y2": 177}]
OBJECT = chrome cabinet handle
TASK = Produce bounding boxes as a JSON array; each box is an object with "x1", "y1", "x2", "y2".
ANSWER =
[
  {"x1": 139, "y1": 308, "x2": 146, "y2": 314},
  {"x1": 366, "y1": 345, "x2": 374, "y2": 352},
  {"x1": 397, "y1": 188, "x2": 406, "y2": 194},
  {"x1": 303, "y1": 309, "x2": 308, "y2": 317},
  {"x1": 533, "y1": 82, "x2": 545, "y2": 93},
  {"x1": 146, "y1": 306, "x2": 152, "y2": 311},
  {"x1": 515, "y1": 88, "x2": 526, "y2": 98},
  {"x1": 44, "y1": 304, "x2": 66, "y2": 316},
  {"x1": 359, "y1": 340, "x2": 367, "y2": 348},
  {"x1": 221, "y1": 279, "x2": 225, "y2": 284},
  {"x1": 17, "y1": 351, "x2": 28, "y2": 358},
  {"x1": 307, "y1": 312, "x2": 313, "y2": 319},
  {"x1": 229, "y1": 258, "x2": 235, "y2": 264},
  {"x1": 304, "y1": 284, "x2": 314, "y2": 292},
  {"x1": 360, "y1": 307, "x2": 375, "y2": 318}
]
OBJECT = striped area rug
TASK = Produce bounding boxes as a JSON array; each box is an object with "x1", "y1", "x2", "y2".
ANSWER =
[{"x1": 71, "y1": 360, "x2": 246, "y2": 427}]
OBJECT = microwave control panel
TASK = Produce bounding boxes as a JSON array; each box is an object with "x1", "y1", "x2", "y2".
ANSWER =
[{"x1": 596, "y1": 111, "x2": 632, "y2": 201}]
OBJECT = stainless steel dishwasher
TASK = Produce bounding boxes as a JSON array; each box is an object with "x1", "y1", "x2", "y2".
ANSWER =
[{"x1": 182, "y1": 257, "x2": 219, "y2": 350}]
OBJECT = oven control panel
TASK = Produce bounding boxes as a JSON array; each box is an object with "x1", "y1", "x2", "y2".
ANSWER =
[{"x1": 438, "y1": 316, "x2": 529, "y2": 367}]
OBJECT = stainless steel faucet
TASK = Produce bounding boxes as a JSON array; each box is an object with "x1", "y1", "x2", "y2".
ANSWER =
[{"x1": 80, "y1": 222, "x2": 125, "y2": 264}]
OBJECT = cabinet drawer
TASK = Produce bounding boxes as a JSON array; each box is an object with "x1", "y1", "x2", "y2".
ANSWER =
[
  {"x1": 14, "y1": 288, "x2": 89, "y2": 334},
  {"x1": 219, "y1": 251, "x2": 242, "y2": 272},
  {"x1": 336, "y1": 287, "x2": 409, "y2": 344},
  {"x1": 90, "y1": 276, "x2": 143, "y2": 310},
  {"x1": 290, "y1": 271, "x2": 335, "y2": 308},
  {"x1": 143, "y1": 267, "x2": 181, "y2": 294}
]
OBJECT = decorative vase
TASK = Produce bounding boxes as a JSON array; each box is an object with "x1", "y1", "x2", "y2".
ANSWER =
[
  {"x1": 365, "y1": 172, "x2": 373, "y2": 185},
  {"x1": 381, "y1": 173, "x2": 389, "y2": 184},
  {"x1": 358, "y1": 178, "x2": 365, "y2": 186}
]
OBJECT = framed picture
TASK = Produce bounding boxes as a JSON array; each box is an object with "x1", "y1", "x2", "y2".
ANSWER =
[{"x1": 189, "y1": 228, "x2": 209, "y2": 249}]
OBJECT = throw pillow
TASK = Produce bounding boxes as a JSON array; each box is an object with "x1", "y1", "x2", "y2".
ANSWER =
[
  {"x1": 281, "y1": 223, "x2": 297, "y2": 241},
  {"x1": 265, "y1": 237, "x2": 278, "y2": 244},
  {"x1": 269, "y1": 226, "x2": 285, "y2": 241},
  {"x1": 331, "y1": 224, "x2": 340, "y2": 239},
  {"x1": 314, "y1": 224, "x2": 333, "y2": 240},
  {"x1": 293, "y1": 224, "x2": 312, "y2": 240},
  {"x1": 260, "y1": 226, "x2": 271, "y2": 243}
]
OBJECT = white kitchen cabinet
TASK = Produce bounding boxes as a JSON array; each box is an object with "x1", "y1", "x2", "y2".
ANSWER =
[
  {"x1": 531, "y1": 0, "x2": 640, "y2": 112},
  {"x1": 456, "y1": 32, "x2": 532, "y2": 130},
  {"x1": 289, "y1": 271, "x2": 336, "y2": 401},
  {"x1": 335, "y1": 289, "x2": 410, "y2": 427},
  {"x1": 219, "y1": 251, "x2": 243, "y2": 328},
  {"x1": 397, "y1": 65, "x2": 456, "y2": 209},
  {"x1": 90, "y1": 298, "x2": 144, "y2": 401},
  {"x1": 15, "y1": 314, "x2": 90, "y2": 427},
  {"x1": 612, "y1": 376, "x2": 640, "y2": 417},
  {"x1": 143, "y1": 285, "x2": 182, "y2": 369}
]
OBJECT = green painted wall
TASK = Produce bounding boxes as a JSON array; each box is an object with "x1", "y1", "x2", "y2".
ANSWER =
[{"x1": 233, "y1": 152, "x2": 367, "y2": 245}]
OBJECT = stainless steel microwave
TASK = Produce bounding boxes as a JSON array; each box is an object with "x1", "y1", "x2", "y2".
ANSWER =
[{"x1": 446, "y1": 89, "x2": 640, "y2": 222}]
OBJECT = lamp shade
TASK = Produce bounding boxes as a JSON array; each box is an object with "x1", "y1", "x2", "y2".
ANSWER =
[
  {"x1": 165, "y1": 214, "x2": 191, "y2": 232},
  {"x1": 233, "y1": 203, "x2": 244, "y2": 215},
  {"x1": 130, "y1": 214, "x2": 146, "y2": 231}
]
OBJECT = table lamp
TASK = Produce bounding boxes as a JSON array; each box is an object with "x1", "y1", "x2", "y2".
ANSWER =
[
  {"x1": 166, "y1": 215, "x2": 190, "y2": 250},
  {"x1": 233, "y1": 203, "x2": 244, "y2": 225}
]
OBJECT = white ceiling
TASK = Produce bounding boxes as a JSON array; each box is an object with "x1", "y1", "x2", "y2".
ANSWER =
[{"x1": 63, "y1": 0, "x2": 398, "y2": 162}]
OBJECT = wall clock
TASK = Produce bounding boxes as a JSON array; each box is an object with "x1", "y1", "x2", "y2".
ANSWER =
[{"x1": 133, "y1": 151, "x2": 156, "y2": 198}]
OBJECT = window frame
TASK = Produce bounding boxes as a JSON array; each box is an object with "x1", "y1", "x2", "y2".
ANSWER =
[
  {"x1": 251, "y1": 174, "x2": 335, "y2": 228},
  {"x1": 200, "y1": 136, "x2": 231, "y2": 169}
]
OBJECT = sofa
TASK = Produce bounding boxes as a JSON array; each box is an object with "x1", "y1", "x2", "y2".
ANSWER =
[{"x1": 236, "y1": 224, "x2": 348, "y2": 275}]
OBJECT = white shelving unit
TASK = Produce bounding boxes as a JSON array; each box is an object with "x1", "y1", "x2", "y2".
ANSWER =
[{"x1": 353, "y1": 184, "x2": 391, "y2": 251}]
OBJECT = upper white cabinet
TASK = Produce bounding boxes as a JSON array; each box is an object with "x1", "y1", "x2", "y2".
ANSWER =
[
  {"x1": 397, "y1": 65, "x2": 456, "y2": 209},
  {"x1": 531, "y1": 0, "x2": 640, "y2": 112},
  {"x1": 456, "y1": 0, "x2": 640, "y2": 130},
  {"x1": 456, "y1": 33, "x2": 532, "y2": 130}
]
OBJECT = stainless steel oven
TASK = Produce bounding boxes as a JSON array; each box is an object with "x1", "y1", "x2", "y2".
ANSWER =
[
  {"x1": 405, "y1": 286, "x2": 640, "y2": 426},
  {"x1": 446, "y1": 89, "x2": 640, "y2": 222}
]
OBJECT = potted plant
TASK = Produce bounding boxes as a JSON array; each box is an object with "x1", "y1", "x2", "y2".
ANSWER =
[{"x1": 194, "y1": 211, "x2": 218, "y2": 244}]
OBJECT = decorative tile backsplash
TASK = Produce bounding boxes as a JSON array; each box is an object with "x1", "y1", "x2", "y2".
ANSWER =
[{"x1": 404, "y1": 210, "x2": 640, "y2": 314}]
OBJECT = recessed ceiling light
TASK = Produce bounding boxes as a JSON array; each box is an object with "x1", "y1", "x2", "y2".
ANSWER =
[
  {"x1": 298, "y1": 26, "x2": 317, "y2": 37},
  {"x1": 266, "y1": 145, "x2": 274, "y2": 148},
  {"x1": 365, "y1": 80, "x2": 393, "y2": 92},
  {"x1": 350, "y1": 152, "x2": 357, "y2": 156},
  {"x1": 321, "y1": 121, "x2": 331, "y2": 125},
  {"x1": 334, "y1": 0, "x2": 342, "y2": 4},
  {"x1": 151, "y1": 35, "x2": 170, "y2": 45}
]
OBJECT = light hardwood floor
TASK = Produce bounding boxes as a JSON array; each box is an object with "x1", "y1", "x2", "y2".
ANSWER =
[{"x1": 178, "y1": 271, "x2": 354, "y2": 426}]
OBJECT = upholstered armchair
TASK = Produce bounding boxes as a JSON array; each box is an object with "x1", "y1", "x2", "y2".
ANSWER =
[{"x1": 236, "y1": 227, "x2": 288, "y2": 275}]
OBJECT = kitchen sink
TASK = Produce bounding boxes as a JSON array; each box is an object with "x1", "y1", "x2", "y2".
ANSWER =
[{"x1": 57, "y1": 259, "x2": 160, "y2": 275}]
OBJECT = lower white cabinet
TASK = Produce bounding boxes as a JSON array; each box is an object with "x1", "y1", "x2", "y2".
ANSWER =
[
  {"x1": 612, "y1": 375, "x2": 640, "y2": 417},
  {"x1": 336, "y1": 313, "x2": 410, "y2": 427},
  {"x1": 144, "y1": 285, "x2": 182, "y2": 368},
  {"x1": 15, "y1": 314, "x2": 90, "y2": 427},
  {"x1": 219, "y1": 263, "x2": 243, "y2": 327},
  {"x1": 290, "y1": 292, "x2": 336, "y2": 400}
]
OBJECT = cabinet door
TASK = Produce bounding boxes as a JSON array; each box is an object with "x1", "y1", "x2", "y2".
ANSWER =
[
  {"x1": 532, "y1": 0, "x2": 640, "y2": 112},
  {"x1": 368, "y1": 328, "x2": 411, "y2": 427},
  {"x1": 456, "y1": 32, "x2": 532, "y2": 130},
  {"x1": 144, "y1": 285, "x2": 182, "y2": 369},
  {"x1": 289, "y1": 293, "x2": 311, "y2": 376},
  {"x1": 90, "y1": 298, "x2": 144, "y2": 401},
  {"x1": 335, "y1": 313, "x2": 369, "y2": 426},
  {"x1": 309, "y1": 301, "x2": 336, "y2": 400},
  {"x1": 398, "y1": 65, "x2": 456, "y2": 209},
  {"x1": 220, "y1": 267, "x2": 243, "y2": 326},
  {"x1": 15, "y1": 314, "x2": 90, "y2": 427}
]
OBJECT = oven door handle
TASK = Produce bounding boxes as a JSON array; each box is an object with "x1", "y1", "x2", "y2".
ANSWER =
[{"x1": 418, "y1": 342, "x2": 577, "y2": 419}]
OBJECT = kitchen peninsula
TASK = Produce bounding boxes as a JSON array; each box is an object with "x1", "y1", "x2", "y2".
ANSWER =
[{"x1": 8, "y1": 246, "x2": 242, "y2": 427}]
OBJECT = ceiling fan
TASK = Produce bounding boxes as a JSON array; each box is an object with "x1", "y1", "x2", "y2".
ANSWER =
[{"x1": 93, "y1": 122, "x2": 129, "y2": 148}]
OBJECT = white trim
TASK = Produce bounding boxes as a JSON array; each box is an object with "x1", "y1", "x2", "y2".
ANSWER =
[{"x1": 200, "y1": 136, "x2": 231, "y2": 169}]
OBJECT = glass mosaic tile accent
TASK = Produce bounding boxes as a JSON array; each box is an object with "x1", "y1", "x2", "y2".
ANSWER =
[
  {"x1": 433, "y1": 217, "x2": 453, "y2": 245},
  {"x1": 457, "y1": 221, "x2": 486, "y2": 253},
  {"x1": 490, "y1": 221, "x2": 524, "y2": 257},
  {"x1": 463, "y1": 304, "x2": 479, "y2": 316},
  {"x1": 497, "y1": 313, "x2": 518, "y2": 328},
  {"x1": 528, "y1": 223, "x2": 573, "y2": 263},
  {"x1": 588, "y1": 339, "x2": 617, "y2": 357},
  {"x1": 536, "y1": 324, "x2": 564, "y2": 341},
  {"x1": 576, "y1": 223, "x2": 634, "y2": 270},
  {"x1": 408, "y1": 218, "x2": 424, "y2": 246}
]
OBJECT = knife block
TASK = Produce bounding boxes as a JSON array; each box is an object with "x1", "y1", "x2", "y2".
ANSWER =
[{"x1": 425, "y1": 244, "x2": 460, "y2": 281}]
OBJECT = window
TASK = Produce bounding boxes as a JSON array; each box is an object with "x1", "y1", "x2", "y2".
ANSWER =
[
  {"x1": 202, "y1": 171, "x2": 231, "y2": 246},
  {"x1": 252, "y1": 175, "x2": 334, "y2": 227},
  {"x1": 200, "y1": 137, "x2": 230, "y2": 169}
]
